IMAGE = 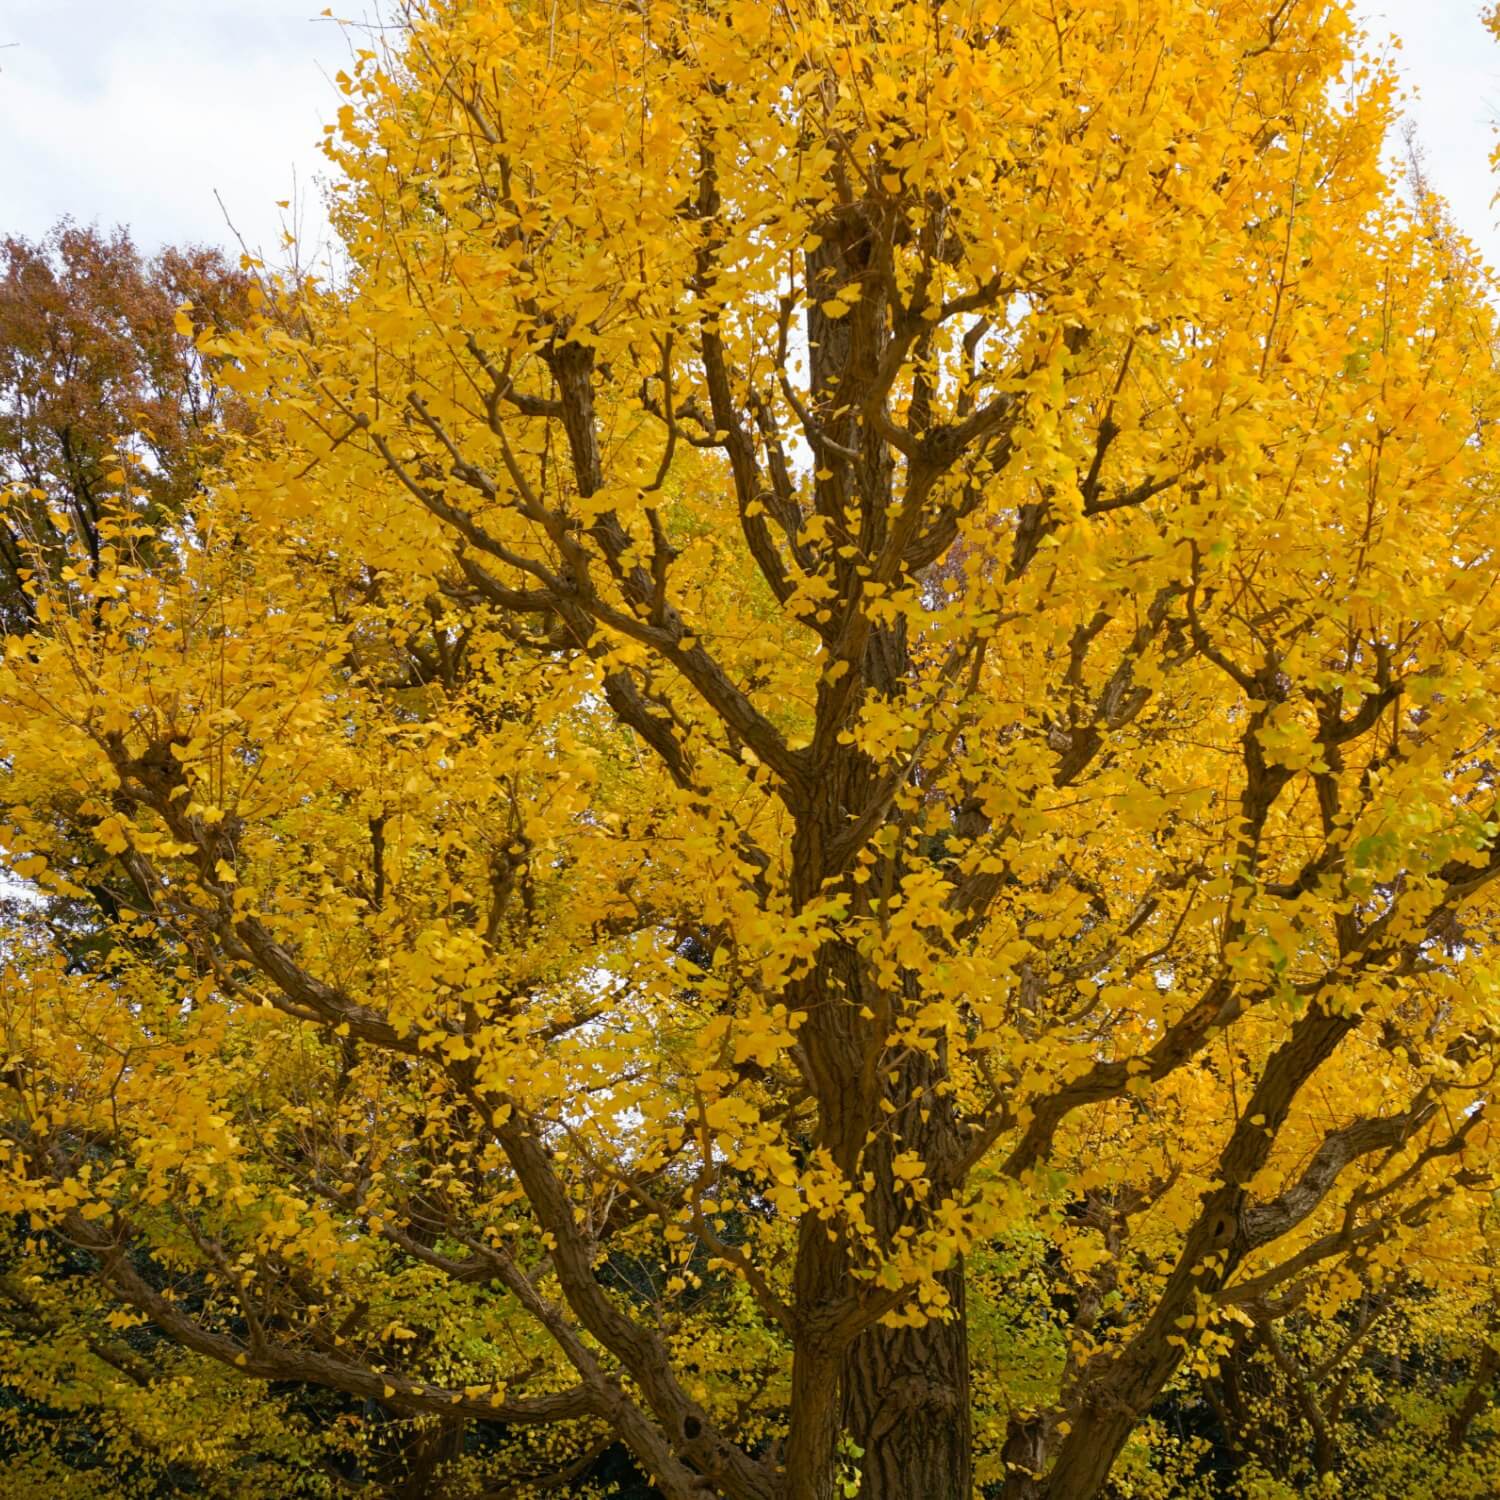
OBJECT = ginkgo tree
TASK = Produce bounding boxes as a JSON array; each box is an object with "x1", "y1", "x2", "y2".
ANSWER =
[{"x1": 4, "y1": 0, "x2": 1500, "y2": 1497}]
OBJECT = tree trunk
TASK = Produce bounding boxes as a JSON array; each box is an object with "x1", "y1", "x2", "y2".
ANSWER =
[
  {"x1": 997, "y1": 1415, "x2": 1048, "y2": 1500},
  {"x1": 789, "y1": 206, "x2": 973, "y2": 1495},
  {"x1": 1449, "y1": 1339, "x2": 1500, "y2": 1451},
  {"x1": 785, "y1": 1341, "x2": 843, "y2": 1500},
  {"x1": 842, "y1": 1260, "x2": 972, "y2": 1499},
  {"x1": 838, "y1": 1039, "x2": 972, "y2": 1500}
]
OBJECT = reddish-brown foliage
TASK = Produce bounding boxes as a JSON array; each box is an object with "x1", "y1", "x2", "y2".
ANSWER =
[{"x1": 0, "y1": 222, "x2": 254, "y2": 626}]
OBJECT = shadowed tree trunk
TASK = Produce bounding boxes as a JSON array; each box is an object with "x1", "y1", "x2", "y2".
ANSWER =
[
  {"x1": 841, "y1": 1049, "x2": 972, "y2": 1500},
  {"x1": 842, "y1": 1265, "x2": 972, "y2": 1500}
]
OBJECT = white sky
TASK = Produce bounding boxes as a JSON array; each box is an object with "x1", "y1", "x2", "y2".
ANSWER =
[
  {"x1": 0, "y1": 0, "x2": 1497, "y2": 265},
  {"x1": 1360, "y1": 0, "x2": 1500, "y2": 263},
  {"x1": 0, "y1": 0, "x2": 352, "y2": 262}
]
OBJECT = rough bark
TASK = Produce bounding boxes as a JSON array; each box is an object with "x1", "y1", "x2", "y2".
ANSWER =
[
  {"x1": 837, "y1": 1039, "x2": 972, "y2": 1500},
  {"x1": 842, "y1": 1263, "x2": 972, "y2": 1500}
]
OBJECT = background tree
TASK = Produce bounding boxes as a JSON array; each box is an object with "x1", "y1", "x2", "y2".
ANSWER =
[
  {"x1": 0, "y1": 221, "x2": 252, "y2": 627},
  {"x1": 2, "y1": 3, "x2": 1500, "y2": 1499},
  {"x1": 0, "y1": 220, "x2": 256, "y2": 964},
  {"x1": 0, "y1": 227, "x2": 312, "y2": 1497}
]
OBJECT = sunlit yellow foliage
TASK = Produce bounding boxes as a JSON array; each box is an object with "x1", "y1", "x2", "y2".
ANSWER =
[{"x1": 2, "y1": 2, "x2": 1500, "y2": 1497}]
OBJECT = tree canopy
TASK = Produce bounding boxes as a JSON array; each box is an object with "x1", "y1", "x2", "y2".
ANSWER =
[{"x1": 3, "y1": 2, "x2": 1500, "y2": 1497}]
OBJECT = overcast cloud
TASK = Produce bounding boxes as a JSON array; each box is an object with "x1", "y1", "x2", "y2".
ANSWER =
[
  {"x1": 1, "y1": 0, "x2": 350, "y2": 260},
  {"x1": 0, "y1": 0, "x2": 1497, "y2": 266}
]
